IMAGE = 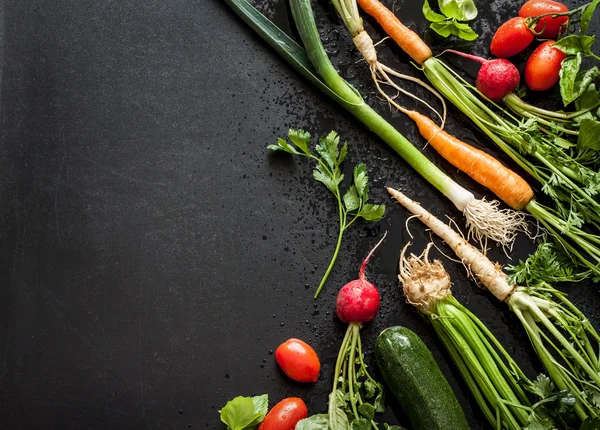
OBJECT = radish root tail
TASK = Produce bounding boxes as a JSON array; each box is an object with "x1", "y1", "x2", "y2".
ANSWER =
[{"x1": 359, "y1": 231, "x2": 388, "y2": 280}]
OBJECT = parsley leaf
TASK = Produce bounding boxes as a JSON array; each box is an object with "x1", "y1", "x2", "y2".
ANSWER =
[{"x1": 270, "y1": 129, "x2": 385, "y2": 298}]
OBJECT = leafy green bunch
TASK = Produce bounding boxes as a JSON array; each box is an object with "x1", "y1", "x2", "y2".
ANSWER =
[
  {"x1": 269, "y1": 129, "x2": 385, "y2": 298},
  {"x1": 422, "y1": 0, "x2": 478, "y2": 41},
  {"x1": 219, "y1": 394, "x2": 268, "y2": 430}
]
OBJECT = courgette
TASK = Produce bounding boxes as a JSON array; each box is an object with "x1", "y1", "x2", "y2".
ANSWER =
[{"x1": 375, "y1": 326, "x2": 469, "y2": 430}]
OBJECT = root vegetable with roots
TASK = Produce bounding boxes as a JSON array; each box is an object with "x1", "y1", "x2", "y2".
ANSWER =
[{"x1": 389, "y1": 187, "x2": 600, "y2": 423}]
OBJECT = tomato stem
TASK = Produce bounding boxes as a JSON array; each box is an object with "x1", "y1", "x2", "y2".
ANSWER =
[{"x1": 525, "y1": 1, "x2": 591, "y2": 29}]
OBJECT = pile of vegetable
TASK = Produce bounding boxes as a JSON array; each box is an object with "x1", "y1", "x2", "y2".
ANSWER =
[{"x1": 214, "y1": 0, "x2": 600, "y2": 429}]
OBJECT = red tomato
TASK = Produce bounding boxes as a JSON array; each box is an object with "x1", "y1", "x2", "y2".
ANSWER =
[
  {"x1": 519, "y1": 0, "x2": 568, "y2": 39},
  {"x1": 490, "y1": 17, "x2": 535, "y2": 58},
  {"x1": 275, "y1": 338, "x2": 320, "y2": 383},
  {"x1": 525, "y1": 40, "x2": 567, "y2": 91},
  {"x1": 258, "y1": 398, "x2": 308, "y2": 430}
]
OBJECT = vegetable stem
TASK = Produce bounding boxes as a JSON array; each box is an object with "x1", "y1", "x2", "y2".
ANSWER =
[{"x1": 315, "y1": 195, "x2": 346, "y2": 299}]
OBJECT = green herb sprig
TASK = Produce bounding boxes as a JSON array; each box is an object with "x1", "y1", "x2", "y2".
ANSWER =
[
  {"x1": 550, "y1": 0, "x2": 600, "y2": 105},
  {"x1": 219, "y1": 394, "x2": 268, "y2": 430},
  {"x1": 269, "y1": 129, "x2": 385, "y2": 299},
  {"x1": 422, "y1": 0, "x2": 478, "y2": 41}
]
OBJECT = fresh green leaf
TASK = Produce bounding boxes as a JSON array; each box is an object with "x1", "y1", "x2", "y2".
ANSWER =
[
  {"x1": 353, "y1": 164, "x2": 369, "y2": 199},
  {"x1": 588, "y1": 388, "x2": 600, "y2": 408},
  {"x1": 581, "y1": 0, "x2": 600, "y2": 34},
  {"x1": 357, "y1": 403, "x2": 375, "y2": 421},
  {"x1": 580, "y1": 417, "x2": 600, "y2": 430},
  {"x1": 328, "y1": 391, "x2": 350, "y2": 430},
  {"x1": 374, "y1": 388, "x2": 385, "y2": 413},
  {"x1": 559, "y1": 51, "x2": 600, "y2": 106},
  {"x1": 384, "y1": 425, "x2": 407, "y2": 430},
  {"x1": 343, "y1": 185, "x2": 361, "y2": 212},
  {"x1": 315, "y1": 131, "x2": 340, "y2": 170},
  {"x1": 422, "y1": 0, "x2": 446, "y2": 22},
  {"x1": 337, "y1": 142, "x2": 348, "y2": 166},
  {"x1": 288, "y1": 129, "x2": 312, "y2": 155},
  {"x1": 295, "y1": 414, "x2": 330, "y2": 430},
  {"x1": 577, "y1": 118, "x2": 600, "y2": 150},
  {"x1": 438, "y1": 0, "x2": 477, "y2": 20},
  {"x1": 313, "y1": 167, "x2": 338, "y2": 194},
  {"x1": 359, "y1": 204, "x2": 386, "y2": 221},
  {"x1": 554, "y1": 35, "x2": 595, "y2": 55},
  {"x1": 430, "y1": 20, "x2": 478, "y2": 41},
  {"x1": 560, "y1": 54, "x2": 583, "y2": 106},
  {"x1": 219, "y1": 396, "x2": 259, "y2": 430},
  {"x1": 507, "y1": 242, "x2": 588, "y2": 285},
  {"x1": 531, "y1": 374, "x2": 554, "y2": 398},
  {"x1": 363, "y1": 380, "x2": 376, "y2": 398},
  {"x1": 271, "y1": 137, "x2": 301, "y2": 154},
  {"x1": 350, "y1": 418, "x2": 371, "y2": 430},
  {"x1": 452, "y1": 22, "x2": 478, "y2": 41},
  {"x1": 575, "y1": 83, "x2": 599, "y2": 112},
  {"x1": 525, "y1": 413, "x2": 555, "y2": 430},
  {"x1": 246, "y1": 394, "x2": 269, "y2": 427}
]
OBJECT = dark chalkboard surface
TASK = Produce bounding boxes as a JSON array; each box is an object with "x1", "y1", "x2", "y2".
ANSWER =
[{"x1": 1, "y1": 0, "x2": 599, "y2": 428}]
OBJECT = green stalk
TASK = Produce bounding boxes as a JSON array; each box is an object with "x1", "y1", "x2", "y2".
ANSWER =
[
  {"x1": 508, "y1": 288, "x2": 600, "y2": 420},
  {"x1": 289, "y1": 0, "x2": 466, "y2": 203},
  {"x1": 431, "y1": 297, "x2": 530, "y2": 429},
  {"x1": 347, "y1": 323, "x2": 360, "y2": 419},
  {"x1": 315, "y1": 193, "x2": 346, "y2": 298}
]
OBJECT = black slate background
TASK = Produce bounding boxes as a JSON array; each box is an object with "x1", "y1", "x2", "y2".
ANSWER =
[{"x1": 0, "y1": 0, "x2": 599, "y2": 429}]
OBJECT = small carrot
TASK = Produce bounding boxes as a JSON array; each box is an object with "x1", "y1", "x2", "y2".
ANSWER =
[
  {"x1": 356, "y1": 0, "x2": 432, "y2": 65},
  {"x1": 404, "y1": 110, "x2": 534, "y2": 210}
]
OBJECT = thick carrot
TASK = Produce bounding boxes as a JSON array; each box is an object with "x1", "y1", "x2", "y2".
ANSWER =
[
  {"x1": 356, "y1": 0, "x2": 432, "y2": 64},
  {"x1": 404, "y1": 110, "x2": 534, "y2": 211}
]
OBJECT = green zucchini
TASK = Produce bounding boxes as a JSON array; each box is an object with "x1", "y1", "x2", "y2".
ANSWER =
[{"x1": 375, "y1": 326, "x2": 469, "y2": 430}]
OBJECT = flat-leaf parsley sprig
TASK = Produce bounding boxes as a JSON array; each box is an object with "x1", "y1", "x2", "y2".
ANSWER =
[{"x1": 269, "y1": 129, "x2": 385, "y2": 299}]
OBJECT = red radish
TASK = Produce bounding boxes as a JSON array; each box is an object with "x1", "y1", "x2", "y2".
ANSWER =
[
  {"x1": 490, "y1": 17, "x2": 535, "y2": 58},
  {"x1": 335, "y1": 233, "x2": 386, "y2": 323},
  {"x1": 328, "y1": 233, "x2": 387, "y2": 424},
  {"x1": 443, "y1": 50, "x2": 520, "y2": 101},
  {"x1": 519, "y1": 0, "x2": 568, "y2": 39},
  {"x1": 524, "y1": 40, "x2": 567, "y2": 91}
]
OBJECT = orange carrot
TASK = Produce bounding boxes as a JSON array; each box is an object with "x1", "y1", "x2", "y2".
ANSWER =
[
  {"x1": 357, "y1": 0, "x2": 432, "y2": 64},
  {"x1": 405, "y1": 110, "x2": 534, "y2": 210}
]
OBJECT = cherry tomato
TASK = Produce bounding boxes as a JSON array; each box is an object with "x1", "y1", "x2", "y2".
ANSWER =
[
  {"x1": 525, "y1": 40, "x2": 567, "y2": 91},
  {"x1": 490, "y1": 17, "x2": 535, "y2": 58},
  {"x1": 519, "y1": 0, "x2": 568, "y2": 39},
  {"x1": 258, "y1": 398, "x2": 308, "y2": 430},
  {"x1": 275, "y1": 338, "x2": 320, "y2": 383}
]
